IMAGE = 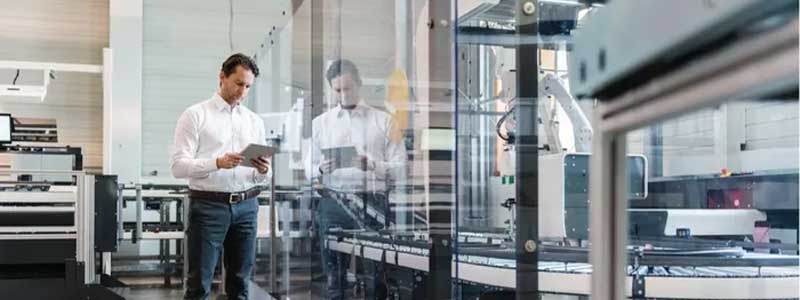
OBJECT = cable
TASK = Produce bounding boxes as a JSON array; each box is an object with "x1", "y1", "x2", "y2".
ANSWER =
[
  {"x1": 496, "y1": 104, "x2": 516, "y2": 142},
  {"x1": 228, "y1": 0, "x2": 234, "y2": 51},
  {"x1": 12, "y1": 69, "x2": 19, "y2": 85}
]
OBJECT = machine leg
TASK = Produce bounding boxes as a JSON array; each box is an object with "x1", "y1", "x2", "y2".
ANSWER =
[{"x1": 102, "y1": 252, "x2": 112, "y2": 276}]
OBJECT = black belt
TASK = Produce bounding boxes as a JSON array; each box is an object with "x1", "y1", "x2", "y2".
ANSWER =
[{"x1": 189, "y1": 188, "x2": 261, "y2": 204}]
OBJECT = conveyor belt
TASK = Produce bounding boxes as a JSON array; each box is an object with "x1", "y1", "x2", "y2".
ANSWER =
[{"x1": 326, "y1": 231, "x2": 800, "y2": 299}]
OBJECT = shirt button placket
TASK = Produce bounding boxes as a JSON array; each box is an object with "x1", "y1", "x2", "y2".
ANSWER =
[{"x1": 230, "y1": 109, "x2": 237, "y2": 186}]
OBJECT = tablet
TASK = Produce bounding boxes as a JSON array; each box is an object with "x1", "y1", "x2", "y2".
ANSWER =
[
  {"x1": 321, "y1": 146, "x2": 359, "y2": 169},
  {"x1": 239, "y1": 143, "x2": 278, "y2": 168}
]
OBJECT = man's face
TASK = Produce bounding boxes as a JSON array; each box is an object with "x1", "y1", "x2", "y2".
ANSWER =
[
  {"x1": 219, "y1": 65, "x2": 255, "y2": 104},
  {"x1": 330, "y1": 74, "x2": 361, "y2": 107}
]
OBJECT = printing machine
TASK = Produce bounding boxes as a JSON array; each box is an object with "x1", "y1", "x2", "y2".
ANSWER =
[
  {"x1": 0, "y1": 167, "x2": 125, "y2": 299},
  {"x1": 0, "y1": 114, "x2": 125, "y2": 299}
]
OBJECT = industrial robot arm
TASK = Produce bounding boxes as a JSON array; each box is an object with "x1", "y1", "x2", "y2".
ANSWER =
[{"x1": 538, "y1": 73, "x2": 593, "y2": 153}]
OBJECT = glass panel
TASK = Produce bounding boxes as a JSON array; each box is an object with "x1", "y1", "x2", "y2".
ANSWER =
[
  {"x1": 301, "y1": 1, "x2": 454, "y2": 299},
  {"x1": 623, "y1": 100, "x2": 799, "y2": 299},
  {"x1": 248, "y1": 1, "x2": 309, "y2": 297},
  {"x1": 454, "y1": 1, "x2": 601, "y2": 298},
  {"x1": 251, "y1": 1, "x2": 609, "y2": 299}
]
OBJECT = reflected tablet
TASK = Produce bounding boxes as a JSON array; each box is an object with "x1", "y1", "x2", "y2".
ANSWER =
[{"x1": 321, "y1": 146, "x2": 359, "y2": 169}]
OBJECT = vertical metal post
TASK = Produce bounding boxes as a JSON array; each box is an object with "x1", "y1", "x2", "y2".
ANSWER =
[
  {"x1": 76, "y1": 174, "x2": 84, "y2": 270},
  {"x1": 427, "y1": 0, "x2": 454, "y2": 299},
  {"x1": 308, "y1": 0, "x2": 325, "y2": 135},
  {"x1": 589, "y1": 128, "x2": 629, "y2": 300},
  {"x1": 160, "y1": 201, "x2": 165, "y2": 285},
  {"x1": 107, "y1": 183, "x2": 124, "y2": 276},
  {"x1": 117, "y1": 185, "x2": 124, "y2": 247},
  {"x1": 395, "y1": 0, "x2": 410, "y2": 70},
  {"x1": 81, "y1": 174, "x2": 96, "y2": 283},
  {"x1": 134, "y1": 184, "x2": 143, "y2": 244},
  {"x1": 164, "y1": 201, "x2": 171, "y2": 286},
  {"x1": 183, "y1": 194, "x2": 190, "y2": 291},
  {"x1": 515, "y1": 0, "x2": 539, "y2": 298},
  {"x1": 176, "y1": 196, "x2": 183, "y2": 286},
  {"x1": 269, "y1": 158, "x2": 278, "y2": 293},
  {"x1": 102, "y1": 48, "x2": 113, "y2": 175}
]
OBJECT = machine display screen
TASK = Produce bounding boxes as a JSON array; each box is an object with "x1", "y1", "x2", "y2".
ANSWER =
[
  {"x1": 563, "y1": 153, "x2": 648, "y2": 199},
  {"x1": 0, "y1": 114, "x2": 11, "y2": 144}
]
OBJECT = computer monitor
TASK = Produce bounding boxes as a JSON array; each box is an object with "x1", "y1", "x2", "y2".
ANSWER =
[{"x1": 0, "y1": 113, "x2": 12, "y2": 145}]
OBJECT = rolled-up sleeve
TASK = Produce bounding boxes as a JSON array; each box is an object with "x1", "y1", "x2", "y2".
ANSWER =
[{"x1": 170, "y1": 109, "x2": 218, "y2": 179}]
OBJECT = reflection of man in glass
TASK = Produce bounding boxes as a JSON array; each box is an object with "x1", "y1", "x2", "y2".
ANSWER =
[{"x1": 306, "y1": 59, "x2": 406, "y2": 299}]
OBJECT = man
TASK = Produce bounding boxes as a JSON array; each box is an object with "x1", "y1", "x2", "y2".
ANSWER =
[
  {"x1": 171, "y1": 53, "x2": 271, "y2": 300},
  {"x1": 306, "y1": 59, "x2": 406, "y2": 299}
]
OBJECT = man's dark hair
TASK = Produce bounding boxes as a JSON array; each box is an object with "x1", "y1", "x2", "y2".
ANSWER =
[
  {"x1": 326, "y1": 59, "x2": 362, "y2": 86},
  {"x1": 221, "y1": 53, "x2": 259, "y2": 77}
]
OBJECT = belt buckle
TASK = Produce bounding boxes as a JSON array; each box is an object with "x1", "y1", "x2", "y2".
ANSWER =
[{"x1": 229, "y1": 193, "x2": 242, "y2": 204}]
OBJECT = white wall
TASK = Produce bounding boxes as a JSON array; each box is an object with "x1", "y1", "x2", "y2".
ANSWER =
[
  {"x1": 744, "y1": 101, "x2": 798, "y2": 150},
  {"x1": 0, "y1": 0, "x2": 108, "y2": 170},
  {"x1": 635, "y1": 101, "x2": 799, "y2": 177},
  {"x1": 660, "y1": 109, "x2": 719, "y2": 176}
]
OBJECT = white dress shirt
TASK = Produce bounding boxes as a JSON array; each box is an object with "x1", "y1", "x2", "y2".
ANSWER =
[
  {"x1": 305, "y1": 101, "x2": 406, "y2": 192},
  {"x1": 171, "y1": 93, "x2": 271, "y2": 192}
]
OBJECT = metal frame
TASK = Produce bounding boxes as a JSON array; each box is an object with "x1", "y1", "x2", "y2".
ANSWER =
[
  {"x1": 427, "y1": 1, "x2": 456, "y2": 299},
  {"x1": 568, "y1": 0, "x2": 791, "y2": 99},
  {"x1": 588, "y1": 15, "x2": 799, "y2": 300},
  {"x1": 327, "y1": 232, "x2": 800, "y2": 299},
  {"x1": 514, "y1": 0, "x2": 540, "y2": 298},
  {"x1": 79, "y1": 174, "x2": 96, "y2": 284}
]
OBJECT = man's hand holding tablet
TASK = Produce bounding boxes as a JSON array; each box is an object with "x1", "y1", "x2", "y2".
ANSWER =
[{"x1": 239, "y1": 144, "x2": 278, "y2": 174}]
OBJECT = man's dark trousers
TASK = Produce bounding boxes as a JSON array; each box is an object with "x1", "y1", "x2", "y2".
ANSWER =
[{"x1": 184, "y1": 196, "x2": 258, "y2": 300}]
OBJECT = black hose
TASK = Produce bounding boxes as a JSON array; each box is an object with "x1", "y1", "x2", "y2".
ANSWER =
[{"x1": 12, "y1": 69, "x2": 20, "y2": 85}]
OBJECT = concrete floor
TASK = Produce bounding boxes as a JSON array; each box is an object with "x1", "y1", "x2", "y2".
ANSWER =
[
  {"x1": 116, "y1": 245, "x2": 320, "y2": 300},
  {"x1": 120, "y1": 280, "x2": 274, "y2": 300},
  {"x1": 117, "y1": 272, "x2": 323, "y2": 300},
  {"x1": 123, "y1": 285, "x2": 274, "y2": 300},
  {"x1": 124, "y1": 287, "x2": 192, "y2": 300}
]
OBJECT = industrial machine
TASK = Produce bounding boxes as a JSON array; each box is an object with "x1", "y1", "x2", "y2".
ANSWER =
[
  {"x1": 0, "y1": 113, "x2": 124, "y2": 299},
  {"x1": 0, "y1": 170, "x2": 124, "y2": 299},
  {"x1": 308, "y1": 0, "x2": 800, "y2": 299}
]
